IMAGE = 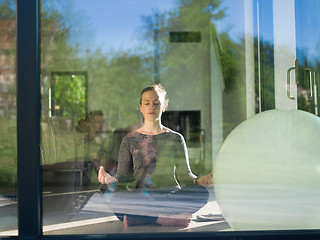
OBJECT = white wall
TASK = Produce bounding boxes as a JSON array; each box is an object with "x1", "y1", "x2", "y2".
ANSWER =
[{"x1": 273, "y1": 0, "x2": 297, "y2": 110}]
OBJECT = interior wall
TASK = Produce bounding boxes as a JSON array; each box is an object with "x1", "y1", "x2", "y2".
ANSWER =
[{"x1": 160, "y1": 24, "x2": 221, "y2": 173}]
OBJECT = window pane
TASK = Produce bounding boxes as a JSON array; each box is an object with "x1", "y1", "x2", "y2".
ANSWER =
[
  {"x1": 0, "y1": 0, "x2": 17, "y2": 236},
  {"x1": 39, "y1": 0, "x2": 239, "y2": 234},
  {"x1": 40, "y1": 0, "x2": 320, "y2": 236}
]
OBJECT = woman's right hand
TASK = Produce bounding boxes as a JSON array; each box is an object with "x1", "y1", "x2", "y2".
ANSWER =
[{"x1": 98, "y1": 166, "x2": 118, "y2": 185}]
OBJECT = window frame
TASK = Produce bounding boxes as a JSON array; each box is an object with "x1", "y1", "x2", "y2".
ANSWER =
[{"x1": 17, "y1": 0, "x2": 42, "y2": 238}]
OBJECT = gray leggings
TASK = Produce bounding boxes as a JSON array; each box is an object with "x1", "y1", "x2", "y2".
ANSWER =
[{"x1": 102, "y1": 185, "x2": 209, "y2": 224}]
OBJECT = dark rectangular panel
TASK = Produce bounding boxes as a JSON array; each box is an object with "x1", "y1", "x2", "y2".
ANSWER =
[{"x1": 169, "y1": 31, "x2": 201, "y2": 42}]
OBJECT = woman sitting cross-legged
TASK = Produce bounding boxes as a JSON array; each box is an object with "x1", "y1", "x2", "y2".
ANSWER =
[{"x1": 98, "y1": 83, "x2": 213, "y2": 227}]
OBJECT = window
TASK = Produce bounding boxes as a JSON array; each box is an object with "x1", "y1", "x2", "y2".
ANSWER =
[{"x1": 3, "y1": 0, "x2": 320, "y2": 239}]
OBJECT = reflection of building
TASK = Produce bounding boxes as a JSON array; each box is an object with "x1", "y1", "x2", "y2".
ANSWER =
[
  {"x1": 162, "y1": 110, "x2": 204, "y2": 171},
  {"x1": 0, "y1": 19, "x2": 16, "y2": 117}
]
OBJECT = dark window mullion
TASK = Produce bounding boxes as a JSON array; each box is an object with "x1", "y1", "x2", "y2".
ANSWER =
[{"x1": 17, "y1": 0, "x2": 42, "y2": 238}]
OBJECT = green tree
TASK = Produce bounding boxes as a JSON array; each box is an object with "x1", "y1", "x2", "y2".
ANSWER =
[
  {"x1": 84, "y1": 48, "x2": 152, "y2": 131},
  {"x1": 0, "y1": 0, "x2": 15, "y2": 19},
  {"x1": 0, "y1": 0, "x2": 17, "y2": 188}
]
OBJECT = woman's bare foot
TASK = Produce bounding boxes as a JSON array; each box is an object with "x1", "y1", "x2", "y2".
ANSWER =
[
  {"x1": 156, "y1": 213, "x2": 192, "y2": 227},
  {"x1": 123, "y1": 215, "x2": 129, "y2": 228},
  {"x1": 123, "y1": 215, "x2": 147, "y2": 227}
]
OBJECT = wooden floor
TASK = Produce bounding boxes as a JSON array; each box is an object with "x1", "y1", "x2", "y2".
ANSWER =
[{"x1": 44, "y1": 187, "x2": 231, "y2": 235}]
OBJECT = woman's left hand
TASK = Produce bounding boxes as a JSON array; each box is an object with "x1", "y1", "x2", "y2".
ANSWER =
[{"x1": 196, "y1": 172, "x2": 213, "y2": 187}]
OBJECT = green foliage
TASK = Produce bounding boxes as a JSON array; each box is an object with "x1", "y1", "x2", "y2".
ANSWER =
[
  {"x1": 0, "y1": 119, "x2": 17, "y2": 188},
  {"x1": 0, "y1": 0, "x2": 15, "y2": 19},
  {"x1": 53, "y1": 74, "x2": 87, "y2": 120},
  {"x1": 0, "y1": 0, "x2": 272, "y2": 183},
  {"x1": 138, "y1": 0, "x2": 248, "y2": 141},
  {"x1": 85, "y1": 49, "x2": 152, "y2": 130},
  {"x1": 255, "y1": 39, "x2": 275, "y2": 110},
  {"x1": 0, "y1": 166, "x2": 16, "y2": 186},
  {"x1": 218, "y1": 32, "x2": 241, "y2": 89}
]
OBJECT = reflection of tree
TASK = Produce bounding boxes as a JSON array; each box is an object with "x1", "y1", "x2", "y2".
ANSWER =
[
  {"x1": 84, "y1": 49, "x2": 151, "y2": 130},
  {"x1": 138, "y1": 0, "x2": 247, "y2": 139},
  {"x1": 39, "y1": 1, "x2": 154, "y2": 130},
  {"x1": 139, "y1": 0, "x2": 225, "y2": 81},
  {"x1": 0, "y1": 0, "x2": 283, "y2": 178},
  {"x1": 254, "y1": 38, "x2": 275, "y2": 112},
  {"x1": 297, "y1": 56, "x2": 316, "y2": 113},
  {"x1": 39, "y1": 2, "x2": 92, "y2": 166},
  {"x1": 0, "y1": 0, "x2": 16, "y2": 118},
  {"x1": 0, "y1": 0, "x2": 15, "y2": 19},
  {"x1": 52, "y1": 74, "x2": 87, "y2": 120},
  {"x1": 40, "y1": 2, "x2": 85, "y2": 119},
  {"x1": 39, "y1": 0, "x2": 233, "y2": 134},
  {"x1": 136, "y1": 1, "x2": 227, "y2": 127},
  {"x1": 8, "y1": 1, "x2": 280, "y2": 156},
  {"x1": 0, "y1": 0, "x2": 17, "y2": 187},
  {"x1": 219, "y1": 34, "x2": 246, "y2": 138}
]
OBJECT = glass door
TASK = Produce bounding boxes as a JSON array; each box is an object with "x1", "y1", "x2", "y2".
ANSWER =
[
  {"x1": 213, "y1": 0, "x2": 320, "y2": 232},
  {"x1": 295, "y1": 0, "x2": 320, "y2": 115},
  {"x1": 272, "y1": 0, "x2": 298, "y2": 110},
  {"x1": 273, "y1": 0, "x2": 320, "y2": 115},
  {"x1": 260, "y1": 0, "x2": 320, "y2": 116}
]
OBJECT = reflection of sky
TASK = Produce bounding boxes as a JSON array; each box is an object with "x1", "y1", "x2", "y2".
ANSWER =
[
  {"x1": 70, "y1": 0, "x2": 177, "y2": 52},
  {"x1": 55, "y1": 0, "x2": 320, "y2": 65},
  {"x1": 295, "y1": 0, "x2": 320, "y2": 65},
  {"x1": 214, "y1": 0, "x2": 245, "y2": 43},
  {"x1": 65, "y1": 0, "x2": 245, "y2": 52}
]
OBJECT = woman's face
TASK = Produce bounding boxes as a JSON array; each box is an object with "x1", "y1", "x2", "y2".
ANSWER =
[
  {"x1": 139, "y1": 90, "x2": 165, "y2": 122},
  {"x1": 91, "y1": 115, "x2": 104, "y2": 134}
]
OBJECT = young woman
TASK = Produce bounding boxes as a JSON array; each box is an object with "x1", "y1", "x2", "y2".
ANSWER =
[{"x1": 98, "y1": 83, "x2": 213, "y2": 227}]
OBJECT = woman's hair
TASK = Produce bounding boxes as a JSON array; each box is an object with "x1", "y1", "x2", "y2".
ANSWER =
[
  {"x1": 76, "y1": 110, "x2": 103, "y2": 133},
  {"x1": 139, "y1": 83, "x2": 169, "y2": 108},
  {"x1": 86, "y1": 110, "x2": 103, "y2": 121}
]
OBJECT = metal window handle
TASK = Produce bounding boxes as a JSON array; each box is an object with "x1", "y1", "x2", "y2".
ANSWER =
[
  {"x1": 305, "y1": 68, "x2": 314, "y2": 100},
  {"x1": 287, "y1": 66, "x2": 296, "y2": 100}
]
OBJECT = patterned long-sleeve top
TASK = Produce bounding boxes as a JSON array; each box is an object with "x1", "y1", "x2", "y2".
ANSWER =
[{"x1": 116, "y1": 129, "x2": 196, "y2": 191}]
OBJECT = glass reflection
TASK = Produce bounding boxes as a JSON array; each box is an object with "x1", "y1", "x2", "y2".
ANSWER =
[
  {"x1": 99, "y1": 84, "x2": 215, "y2": 227},
  {"x1": 40, "y1": 0, "x2": 229, "y2": 234},
  {"x1": 39, "y1": 0, "x2": 320, "y2": 235},
  {"x1": 0, "y1": 0, "x2": 17, "y2": 236},
  {"x1": 38, "y1": 0, "x2": 250, "y2": 234},
  {"x1": 295, "y1": 0, "x2": 320, "y2": 115}
]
